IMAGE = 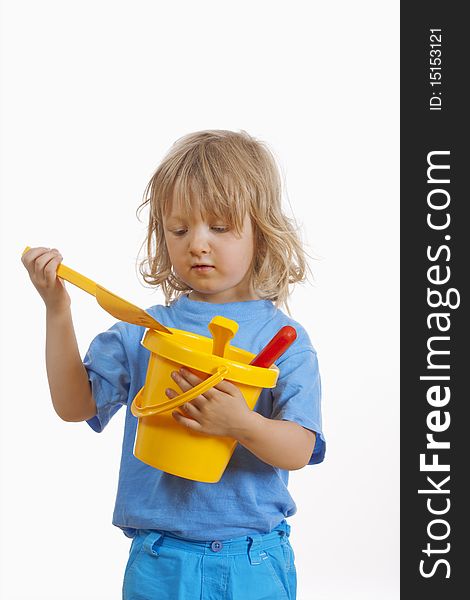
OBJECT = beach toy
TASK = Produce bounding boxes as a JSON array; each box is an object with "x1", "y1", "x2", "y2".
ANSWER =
[
  {"x1": 250, "y1": 326, "x2": 297, "y2": 368},
  {"x1": 21, "y1": 247, "x2": 288, "y2": 483},
  {"x1": 131, "y1": 318, "x2": 279, "y2": 482}
]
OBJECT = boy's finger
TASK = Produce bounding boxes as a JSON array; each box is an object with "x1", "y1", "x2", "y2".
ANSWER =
[
  {"x1": 39, "y1": 251, "x2": 60, "y2": 278},
  {"x1": 178, "y1": 368, "x2": 238, "y2": 395},
  {"x1": 178, "y1": 368, "x2": 201, "y2": 382},
  {"x1": 44, "y1": 254, "x2": 63, "y2": 284},
  {"x1": 172, "y1": 411, "x2": 202, "y2": 431},
  {"x1": 22, "y1": 246, "x2": 45, "y2": 258},
  {"x1": 213, "y1": 379, "x2": 239, "y2": 394},
  {"x1": 177, "y1": 369, "x2": 220, "y2": 402},
  {"x1": 171, "y1": 371, "x2": 213, "y2": 406},
  {"x1": 170, "y1": 371, "x2": 193, "y2": 393},
  {"x1": 21, "y1": 246, "x2": 51, "y2": 266}
]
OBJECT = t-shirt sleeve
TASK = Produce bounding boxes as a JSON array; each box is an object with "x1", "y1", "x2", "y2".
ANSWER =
[
  {"x1": 271, "y1": 347, "x2": 326, "y2": 465},
  {"x1": 82, "y1": 322, "x2": 131, "y2": 433}
]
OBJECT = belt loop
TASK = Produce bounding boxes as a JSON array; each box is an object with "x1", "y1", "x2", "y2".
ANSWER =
[
  {"x1": 276, "y1": 519, "x2": 291, "y2": 539},
  {"x1": 247, "y1": 534, "x2": 263, "y2": 565},
  {"x1": 285, "y1": 522, "x2": 291, "y2": 538},
  {"x1": 143, "y1": 531, "x2": 164, "y2": 557}
]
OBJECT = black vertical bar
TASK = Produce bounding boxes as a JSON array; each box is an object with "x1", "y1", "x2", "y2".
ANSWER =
[{"x1": 401, "y1": 2, "x2": 468, "y2": 597}]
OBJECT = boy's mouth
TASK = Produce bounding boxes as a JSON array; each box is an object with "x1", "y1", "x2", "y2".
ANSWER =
[{"x1": 191, "y1": 264, "x2": 215, "y2": 271}]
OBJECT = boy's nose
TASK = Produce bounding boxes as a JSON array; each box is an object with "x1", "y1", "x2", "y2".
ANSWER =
[{"x1": 188, "y1": 231, "x2": 210, "y2": 255}]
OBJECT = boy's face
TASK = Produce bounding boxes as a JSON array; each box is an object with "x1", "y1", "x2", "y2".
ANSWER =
[{"x1": 163, "y1": 202, "x2": 257, "y2": 303}]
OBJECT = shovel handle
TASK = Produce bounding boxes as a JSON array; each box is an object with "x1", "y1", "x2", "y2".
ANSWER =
[
  {"x1": 56, "y1": 263, "x2": 97, "y2": 296},
  {"x1": 249, "y1": 326, "x2": 297, "y2": 368},
  {"x1": 22, "y1": 246, "x2": 97, "y2": 296}
]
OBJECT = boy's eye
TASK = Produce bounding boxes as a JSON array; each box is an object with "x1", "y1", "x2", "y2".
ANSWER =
[
  {"x1": 211, "y1": 226, "x2": 229, "y2": 233},
  {"x1": 171, "y1": 229, "x2": 187, "y2": 236}
]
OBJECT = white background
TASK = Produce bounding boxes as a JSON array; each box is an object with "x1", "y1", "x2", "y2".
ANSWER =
[{"x1": 0, "y1": 1, "x2": 399, "y2": 598}]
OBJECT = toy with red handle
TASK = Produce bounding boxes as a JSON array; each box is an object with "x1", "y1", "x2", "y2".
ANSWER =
[{"x1": 249, "y1": 326, "x2": 297, "y2": 368}]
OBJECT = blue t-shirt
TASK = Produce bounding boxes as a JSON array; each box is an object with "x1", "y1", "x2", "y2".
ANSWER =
[{"x1": 83, "y1": 294, "x2": 326, "y2": 540}]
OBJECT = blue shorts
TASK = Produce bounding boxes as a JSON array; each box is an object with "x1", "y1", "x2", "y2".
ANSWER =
[{"x1": 122, "y1": 519, "x2": 297, "y2": 600}]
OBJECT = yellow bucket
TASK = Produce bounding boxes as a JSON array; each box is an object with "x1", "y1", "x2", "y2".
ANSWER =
[{"x1": 131, "y1": 320, "x2": 279, "y2": 483}]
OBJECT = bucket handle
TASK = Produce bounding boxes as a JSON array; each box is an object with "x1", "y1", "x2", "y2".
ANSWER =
[{"x1": 131, "y1": 365, "x2": 229, "y2": 418}]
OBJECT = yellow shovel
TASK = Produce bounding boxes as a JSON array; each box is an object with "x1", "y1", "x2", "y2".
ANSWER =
[{"x1": 22, "y1": 247, "x2": 172, "y2": 334}]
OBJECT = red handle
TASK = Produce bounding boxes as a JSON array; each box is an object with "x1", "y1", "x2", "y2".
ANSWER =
[{"x1": 250, "y1": 326, "x2": 297, "y2": 368}]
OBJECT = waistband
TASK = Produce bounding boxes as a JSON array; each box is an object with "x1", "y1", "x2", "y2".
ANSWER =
[{"x1": 133, "y1": 519, "x2": 291, "y2": 561}]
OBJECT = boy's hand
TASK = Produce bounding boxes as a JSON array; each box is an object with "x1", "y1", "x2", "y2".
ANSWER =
[
  {"x1": 165, "y1": 368, "x2": 255, "y2": 438},
  {"x1": 21, "y1": 247, "x2": 71, "y2": 313}
]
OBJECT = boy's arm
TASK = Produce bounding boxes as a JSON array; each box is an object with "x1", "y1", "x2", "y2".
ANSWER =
[
  {"x1": 235, "y1": 413, "x2": 316, "y2": 471},
  {"x1": 46, "y1": 306, "x2": 97, "y2": 422},
  {"x1": 22, "y1": 247, "x2": 96, "y2": 423}
]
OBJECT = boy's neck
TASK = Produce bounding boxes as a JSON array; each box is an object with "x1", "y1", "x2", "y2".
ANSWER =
[{"x1": 187, "y1": 290, "x2": 260, "y2": 304}]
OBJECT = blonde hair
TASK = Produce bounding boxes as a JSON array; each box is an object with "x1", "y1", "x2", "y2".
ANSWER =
[{"x1": 136, "y1": 129, "x2": 312, "y2": 314}]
